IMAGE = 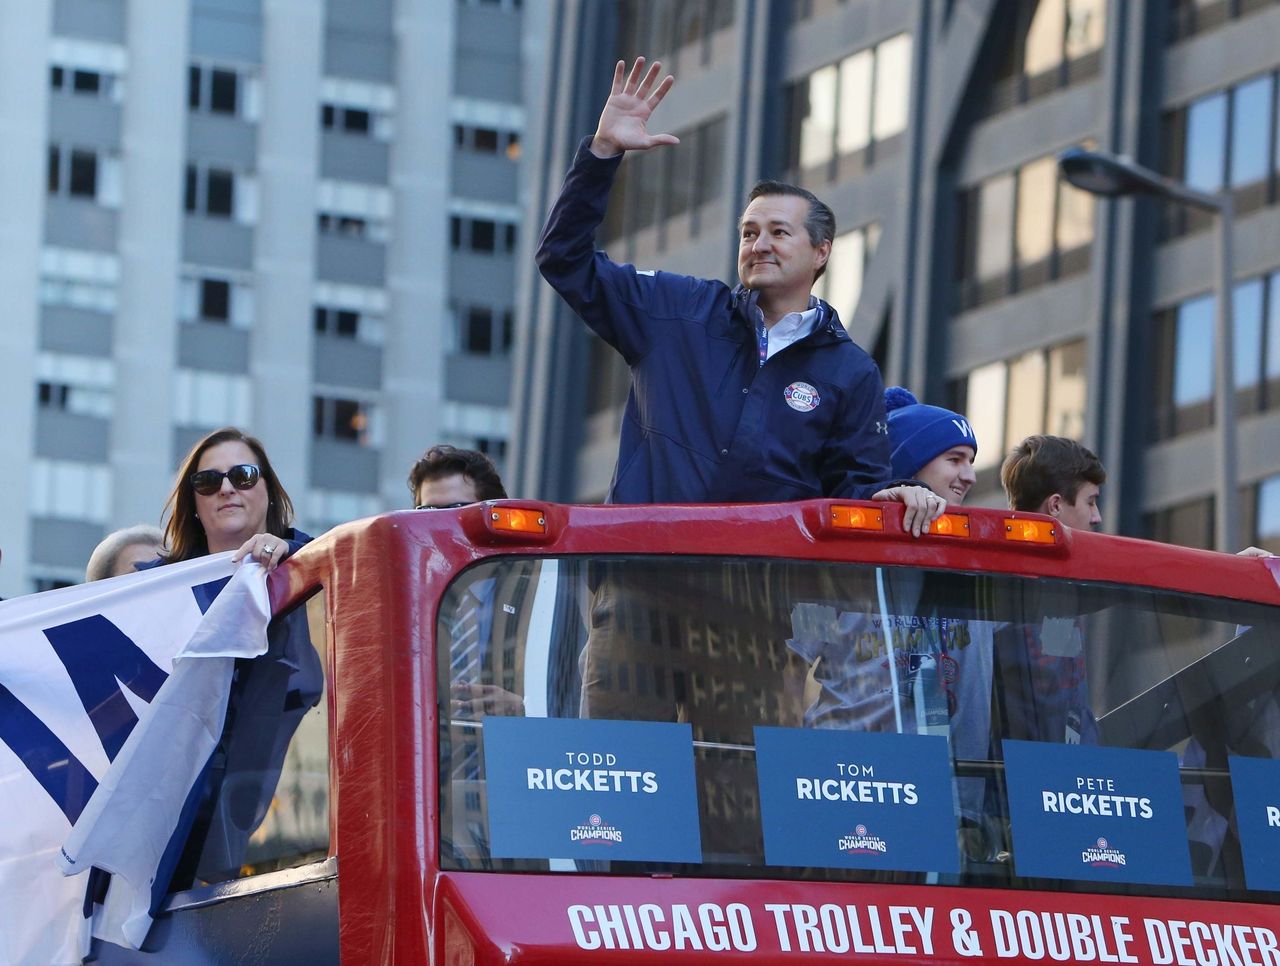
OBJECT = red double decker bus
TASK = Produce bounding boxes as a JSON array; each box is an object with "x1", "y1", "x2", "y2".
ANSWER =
[{"x1": 97, "y1": 500, "x2": 1280, "y2": 964}]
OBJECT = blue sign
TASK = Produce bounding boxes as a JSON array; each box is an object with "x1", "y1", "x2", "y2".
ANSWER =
[
  {"x1": 1003, "y1": 740, "x2": 1191, "y2": 886},
  {"x1": 1229, "y1": 755, "x2": 1280, "y2": 891},
  {"x1": 483, "y1": 717, "x2": 702, "y2": 862},
  {"x1": 753, "y1": 727, "x2": 960, "y2": 872}
]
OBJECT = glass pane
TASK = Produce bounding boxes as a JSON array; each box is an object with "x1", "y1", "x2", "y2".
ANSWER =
[
  {"x1": 1005, "y1": 348, "x2": 1048, "y2": 450},
  {"x1": 966, "y1": 361, "x2": 1007, "y2": 470},
  {"x1": 209, "y1": 68, "x2": 238, "y2": 114},
  {"x1": 1268, "y1": 272, "x2": 1280, "y2": 382},
  {"x1": 1024, "y1": 0, "x2": 1066, "y2": 76},
  {"x1": 666, "y1": 133, "x2": 693, "y2": 218},
  {"x1": 1016, "y1": 157, "x2": 1057, "y2": 266},
  {"x1": 1230, "y1": 75, "x2": 1273, "y2": 188},
  {"x1": 1065, "y1": 0, "x2": 1105, "y2": 60},
  {"x1": 823, "y1": 228, "x2": 867, "y2": 328},
  {"x1": 1233, "y1": 278, "x2": 1263, "y2": 388},
  {"x1": 976, "y1": 172, "x2": 1015, "y2": 281},
  {"x1": 1174, "y1": 294, "x2": 1214, "y2": 406},
  {"x1": 871, "y1": 34, "x2": 912, "y2": 141},
  {"x1": 1185, "y1": 91, "x2": 1227, "y2": 193},
  {"x1": 1046, "y1": 339, "x2": 1087, "y2": 438},
  {"x1": 694, "y1": 115, "x2": 726, "y2": 207},
  {"x1": 836, "y1": 49, "x2": 872, "y2": 155},
  {"x1": 68, "y1": 150, "x2": 97, "y2": 197},
  {"x1": 437, "y1": 554, "x2": 1280, "y2": 895},
  {"x1": 799, "y1": 64, "x2": 838, "y2": 168},
  {"x1": 206, "y1": 169, "x2": 234, "y2": 217},
  {"x1": 1055, "y1": 177, "x2": 1095, "y2": 252}
]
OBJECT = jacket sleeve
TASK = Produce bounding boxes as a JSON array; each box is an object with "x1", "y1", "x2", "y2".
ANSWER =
[
  {"x1": 535, "y1": 138, "x2": 712, "y2": 366},
  {"x1": 820, "y1": 362, "x2": 894, "y2": 499}
]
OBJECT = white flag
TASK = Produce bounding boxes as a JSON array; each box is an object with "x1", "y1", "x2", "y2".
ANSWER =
[{"x1": 0, "y1": 553, "x2": 267, "y2": 965}]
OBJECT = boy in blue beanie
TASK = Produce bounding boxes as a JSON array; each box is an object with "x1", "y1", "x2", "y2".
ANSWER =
[{"x1": 788, "y1": 388, "x2": 992, "y2": 826}]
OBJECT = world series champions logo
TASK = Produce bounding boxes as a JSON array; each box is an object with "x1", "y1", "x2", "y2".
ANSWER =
[
  {"x1": 570, "y1": 813, "x2": 623, "y2": 845},
  {"x1": 1081, "y1": 836, "x2": 1127, "y2": 868},
  {"x1": 838, "y1": 823, "x2": 888, "y2": 856}
]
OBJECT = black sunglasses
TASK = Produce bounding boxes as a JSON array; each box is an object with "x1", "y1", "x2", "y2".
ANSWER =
[
  {"x1": 415, "y1": 501, "x2": 472, "y2": 511},
  {"x1": 191, "y1": 463, "x2": 262, "y2": 496}
]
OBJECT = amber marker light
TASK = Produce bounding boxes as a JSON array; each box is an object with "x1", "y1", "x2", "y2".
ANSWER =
[
  {"x1": 831, "y1": 505, "x2": 885, "y2": 531},
  {"x1": 931, "y1": 513, "x2": 970, "y2": 537},
  {"x1": 490, "y1": 507, "x2": 546, "y2": 535},
  {"x1": 1004, "y1": 518, "x2": 1057, "y2": 544}
]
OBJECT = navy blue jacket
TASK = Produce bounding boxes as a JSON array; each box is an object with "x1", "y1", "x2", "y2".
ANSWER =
[{"x1": 537, "y1": 139, "x2": 893, "y2": 504}]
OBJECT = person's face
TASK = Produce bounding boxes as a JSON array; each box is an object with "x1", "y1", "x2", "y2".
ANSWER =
[
  {"x1": 194, "y1": 441, "x2": 270, "y2": 552},
  {"x1": 1043, "y1": 482, "x2": 1102, "y2": 531},
  {"x1": 113, "y1": 542, "x2": 162, "y2": 577},
  {"x1": 415, "y1": 473, "x2": 479, "y2": 510},
  {"x1": 737, "y1": 195, "x2": 830, "y2": 299},
  {"x1": 915, "y1": 446, "x2": 978, "y2": 505}
]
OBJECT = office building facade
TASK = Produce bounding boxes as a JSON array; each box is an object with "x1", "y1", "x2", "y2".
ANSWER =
[
  {"x1": 0, "y1": 0, "x2": 528, "y2": 596},
  {"x1": 512, "y1": 0, "x2": 1280, "y2": 554}
]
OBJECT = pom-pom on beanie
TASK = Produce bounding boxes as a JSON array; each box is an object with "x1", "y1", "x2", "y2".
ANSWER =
[{"x1": 884, "y1": 387, "x2": 978, "y2": 479}]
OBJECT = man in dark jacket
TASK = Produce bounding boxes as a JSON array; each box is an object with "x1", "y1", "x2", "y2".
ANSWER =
[{"x1": 537, "y1": 58, "x2": 940, "y2": 524}]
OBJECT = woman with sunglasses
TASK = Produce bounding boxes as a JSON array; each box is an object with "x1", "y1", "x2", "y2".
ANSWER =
[
  {"x1": 156, "y1": 426, "x2": 308, "y2": 571},
  {"x1": 147, "y1": 427, "x2": 321, "y2": 884}
]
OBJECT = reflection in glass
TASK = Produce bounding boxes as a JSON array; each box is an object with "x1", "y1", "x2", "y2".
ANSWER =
[
  {"x1": 836, "y1": 49, "x2": 872, "y2": 155},
  {"x1": 872, "y1": 34, "x2": 912, "y2": 141},
  {"x1": 1015, "y1": 157, "x2": 1056, "y2": 267},
  {"x1": 1055, "y1": 178, "x2": 1095, "y2": 252},
  {"x1": 1185, "y1": 92, "x2": 1227, "y2": 192},
  {"x1": 1065, "y1": 0, "x2": 1106, "y2": 60},
  {"x1": 1174, "y1": 294, "x2": 1214, "y2": 407},
  {"x1": 1047, "y1": 339, "x2": 1087, "y2": 438},
  {"x1": 821, "y1": 227, "x2": 867, "y2": 327},
  {"x1": 1005, "y1": 349, "x2": 1048, "y2": 454},
  {"x1": 1024, "y1": 0, "x2": 1065, "y2": 76},
  {"x1": 1230, "y1": 75, "x2": 1272, "y2": 188},
  {"x1": 976, "y1": 173, "x2": 1015, "y2": 281},
  {"x1": 1234, "y1": 279, "x2": 1263, "y2": 389},
  {"x1": 966, "y1": 361, "x2": 1007, "y2": 471},
  {"x1": 799, "y1": 65, "x2": 838, "y2": 168}
]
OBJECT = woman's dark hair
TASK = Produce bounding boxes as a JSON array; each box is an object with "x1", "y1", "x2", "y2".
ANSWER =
[{"x1": 163, "y1": 427, "x2": 294, "y2": 563}]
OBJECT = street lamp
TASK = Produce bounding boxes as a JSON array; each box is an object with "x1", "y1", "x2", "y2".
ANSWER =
[{"x1": 1058, "y1": 147, "x2": 1238, "y2": 552}]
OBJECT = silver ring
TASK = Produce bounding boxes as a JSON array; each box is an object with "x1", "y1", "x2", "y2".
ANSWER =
[{"x1": 263, "y1": 544, "x2": 276, "y2": 554}]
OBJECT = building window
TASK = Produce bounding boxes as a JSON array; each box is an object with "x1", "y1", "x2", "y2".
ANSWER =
[
  {"x1": 29, "y1": 459, "x2": 112, "y2": 524},
  {"x1": 955, "y1": 151, "x2": 1095, "y2": 310},
  {"x1": 1151, "y1": 270, "x2": 1280, "y2": 440},
  {"x1": 313, "y1": 396, "x2": 377, "y2": 445},
  {"x1": 982, "y1": 0, "x2": 1106, "y2": 117},
  {"x1": 39, "y1": 247, "x2": 119, "y2": 313},
  {"x1": 185, "y1": 164, "x2": 241, "y2": 219},
  {"x1": 180, "y1": 271, "x2": 254, "y2": 327},
  {"x1": 615, "y1": 0, "x2": 735, "y2": 66},
  {"x1": 1145, "y1": 496, "x2": 1216, "y2": 551},
  {"x1": 1256, "y1": 474, "x2": 1280, "y2": 554},
  {"x1": 456, "y1": 304, "x2": 514, "y2": 356},
  {"x1": 1168, "y1": 0, "x2": 1277, "y2": 44},
  {"x1": 948, "y1": 339, "x2": 1087, "y2": 477},
  {"x1": 449, "y1": 215, "x2": 519, "y2": 254},
  {"x1": 1162, "y1": 72, "x2": 1278, "y2": 232},
  {"x1": 601, "y1": 114, "x2": 727, "y2": 244},
  {"x1": 189, "y1": 63, "x2": 242, "y2": 115},
  {"x1": 812, "y1": 223, "x2": 881, "y2": 328},
  {"x1": 313, "y1": 283, "x2": 387, "y2": 344},
  {"x1": 453, "y1": 124, "x2": 522, "y2": 160},
  {"x1": 783, "y1": 34, "x2": 912, "y2": 181},
  {"x1": 50, "y1": 65, "x2": 117, "y2": 99},
  {"x1": 47, "y1": 146, "x2": 109, "y2": 200},
  {"x1": 321, "y1": 103, "x2": 390, "y2": 138},
  {"x1": 174, "y1": 370, "x2": 251, "y2": 428},
  {"x1": 314, "y1": 306, "x2": 360, "y2": 338}
]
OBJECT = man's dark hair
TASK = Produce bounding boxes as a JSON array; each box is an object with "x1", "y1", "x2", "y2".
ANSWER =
[
  {"x1": 407, "y1": 445, "x2": 507, "y2": 502},
  {"x1": 745, "y1": 180, "x2": 836, "y2": 280},
  {"x1": 1001, "y1": 435, "x2": 1107, "y2": 511}
]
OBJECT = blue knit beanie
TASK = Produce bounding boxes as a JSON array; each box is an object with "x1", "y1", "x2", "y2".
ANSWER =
[{"x1": 885, "y1": 387, "x2": 978, "y2": 479}]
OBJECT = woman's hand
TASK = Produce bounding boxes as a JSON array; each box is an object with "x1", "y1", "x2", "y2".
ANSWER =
[
  {"x1": 871, "y1": 485, "x2": 948, "y2": 537},
  {"x1": 231, "y1": 533, "x2": 289, "y2": 572}
]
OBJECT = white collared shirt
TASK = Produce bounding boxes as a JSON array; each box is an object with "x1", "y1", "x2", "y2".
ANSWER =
[{"x1": 750, "y1": 294, "x2": 822, "y2": 361}]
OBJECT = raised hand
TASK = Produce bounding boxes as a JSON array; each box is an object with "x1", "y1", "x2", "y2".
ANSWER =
[{"x1": 590, "y1": 58, "x2": 679, "y2": 158}]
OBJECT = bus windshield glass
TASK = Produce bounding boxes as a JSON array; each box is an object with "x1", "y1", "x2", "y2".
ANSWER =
[{"x1": 437, "y1": 554, "x2": 1280, "y2": 901}]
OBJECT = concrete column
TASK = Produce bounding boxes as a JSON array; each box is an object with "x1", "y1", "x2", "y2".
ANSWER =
[
  {"x1": 381, "y1": 0, "x2": 454, "y2": 505},
  {"x1": 253, "y1": 0, "x2": 323, "y2": 500},
  {"x1": 0, "y1": 1, "x2": 53, "y2": 595},
  {"x1": 111, "y1": 0, "x2": 189, "y2": 530}
]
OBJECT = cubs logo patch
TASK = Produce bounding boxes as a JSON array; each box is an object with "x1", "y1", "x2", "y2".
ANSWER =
[{"x1": 783, "y1": 381, "x2": 820, "y2": 413}]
